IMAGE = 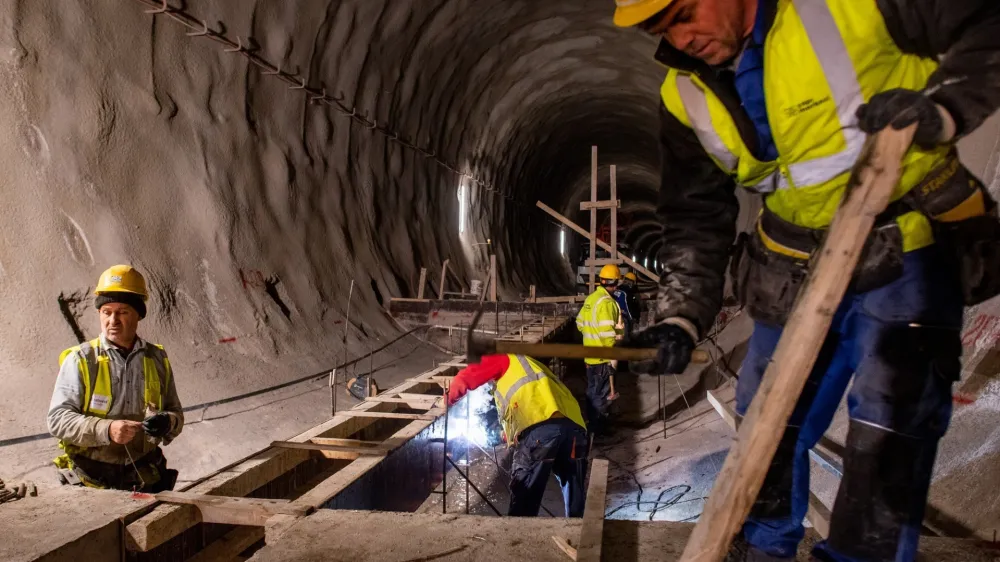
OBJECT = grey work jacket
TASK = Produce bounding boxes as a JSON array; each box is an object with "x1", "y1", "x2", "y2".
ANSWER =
[{"x1": 47, "y1": 334, "x2": 184, "y2": 465}]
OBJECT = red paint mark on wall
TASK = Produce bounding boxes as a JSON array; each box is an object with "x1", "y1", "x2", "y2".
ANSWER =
[
  {"x1": 218, "y1": 337, "x2": 237, "y2": 344},
  {"x1": 239, "y1": 269, "x2": 266, "y2": 290},
  {"x1": 961, "y1": 314, "x2": 1000, "y2": 348},
  {"x1": 953, "y1": 394, "x2": 976, "y2": 405}
]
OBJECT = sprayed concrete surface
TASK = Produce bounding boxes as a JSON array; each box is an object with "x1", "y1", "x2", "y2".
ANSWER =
[{"x1": 0, "y1": 0, "x2": 996, "y2": 549}]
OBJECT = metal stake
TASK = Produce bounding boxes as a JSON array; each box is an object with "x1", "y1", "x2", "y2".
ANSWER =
[
  {"x1": 334, "y1": 279, "x2": 356, "y2": 415},
  {"x1": 442, "y1": 383, "x2": 449, "y2": 514},
  {"x1": 466, "y1": 395, "x2": 471, "y2": 514}
]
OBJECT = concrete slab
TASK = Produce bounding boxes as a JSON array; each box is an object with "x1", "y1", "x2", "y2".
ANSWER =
[
  {"x1": 0, "y1": 486, "x2": 153, "y2": 562},
  {"x1": 250, "y1": 509, "x2": 1000, "y2": 561}
]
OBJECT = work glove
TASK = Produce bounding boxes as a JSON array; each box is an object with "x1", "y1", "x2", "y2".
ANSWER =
[
  {"x1": 855, "y1": 88, "x2": 954, "y2": 149},
  {"x1": 142, "y1": 413, "x2": 172, "y2": 438},
  {"x1": 627, "y1": 322, "x2": 695, "y2": 375}
]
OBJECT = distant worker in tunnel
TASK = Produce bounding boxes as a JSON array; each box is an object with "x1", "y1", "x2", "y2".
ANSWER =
[
  {"x1": 448, "y1": 354, "x2": 588, "y2": 517},
  {"x1": 577, "y1": 264, "x2": 624, "y2": 436},
  {"x1": 615, "y1": 0, "x2": 1000, "y2": 559},
  {"x1": 613, "y1": 271, "x2": 642, "y2": 335},
  {"x1": 48, "y1": 265, "x2": 184, "y2": 492}
]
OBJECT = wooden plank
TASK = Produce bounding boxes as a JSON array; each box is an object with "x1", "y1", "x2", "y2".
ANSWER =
[
  {"x1": 270, "y1": 441, "x2": 387, "y2": 456},
  {"x1": 610, "y1": 165, "x2": 618, "y2": 269},
  {"x1": 532, "y1": 295, "x2": 585, "y2": 303},
  {"x1": 589, "y1": 145, "x2": 598, "y2": 294},
  {"x1": 417, "y1": 268, "x2": 427, "y2": 300},
  {"x1": 680, "y1": 127, "x2": 917, "y2": 561},
  {"x1": 706, "y1": 390, "x2": 737, "y2": 430},
  {"x1": 438, "y1": 259, "x2": 449, "y2": 298},
  {"x1": 186, "y1": 526, "x2": 265, "y2": 562},
  {"x1": 585, "y1": 258, "x2": 619, "y2": 267},
  {"x1": 490, "y1": 254, "x2": 497, "y2": 302},
  {"x1": 529, "y1": 285, "x2": 536, "y2": 303},
  {"x1": 342, "y1": 410, "x2": 440, "y2": 421},
  {"x1": 389, "y1": 297, "x2": 431, "y2": 303},
  {"x1": 536, "y1": 201, "x2": 658, "y2": 282},
  {"x1": 577, "y1": 458, "x2": 609, "y2": 562},
  {"x1": 308, "y1": 437, "x2": 384, "y2": 447},
  {"x1": 153, "y1": 491, "x2": 310, "y2": 527},
  {"x1": 579, "y1": 200, "x2": 619, "y2": 210}
]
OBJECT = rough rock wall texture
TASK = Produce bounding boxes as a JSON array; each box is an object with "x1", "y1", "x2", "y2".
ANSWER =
[{"x1": 0, "y1": 0, "x2": 996, "y2": 538}]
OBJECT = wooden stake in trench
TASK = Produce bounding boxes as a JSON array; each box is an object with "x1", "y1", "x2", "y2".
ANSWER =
[
  {"x1": 589, "y1": 145, "x2": 598, "y2": 294},
  {"x1": 679, "y1": 126, "x2": 917, "y2": 561}
]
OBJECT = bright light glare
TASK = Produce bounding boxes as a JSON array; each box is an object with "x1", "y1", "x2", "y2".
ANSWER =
[
  {"x1": 632, "y1": 255, "x2": 637, "y2": 262},
  {"x1": 654, "y1": 259, "x2": 658, "y2": 270},
  {"x1": 644, "y1": 257, "x2": 648, "y2": 268},
  {"x1": 458, "y1": 182, "x2": 466, "y2": 234},
  {"x1": 560, "y1": 229, "x2": 565, "y2": 256}
]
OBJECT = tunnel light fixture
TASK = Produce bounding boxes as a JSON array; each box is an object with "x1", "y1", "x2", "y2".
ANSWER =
[
  {"x1": 654, "y1": 259, "x2": 658, "y2": 270},
  {"x1": 560, "y1": 229, "x2": 565, "y2": 256},
  {"x1": 458, "y1": 182, "x2": 466, "y2": 234},
  {"x1": 644, "y1": 257, "x2": 648, "y2": 268},
  {"x1": 632, "y1": 255, "x2": 637, "y2": 263}
]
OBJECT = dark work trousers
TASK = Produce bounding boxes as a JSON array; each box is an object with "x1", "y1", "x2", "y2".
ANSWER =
[
  {"x1": 585, "y1": 362, "x2": 615, "y2": 434},
  {"x1": 734, "y1": 246, "x2": 963, "y2": 561},
  {"x1": 509, "y1": 418, "x2": 589, "y2": 517}
]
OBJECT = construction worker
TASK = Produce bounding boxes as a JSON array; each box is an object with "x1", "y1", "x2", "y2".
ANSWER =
[
  {"x1": 447, "y1": 354, "x2": 588, "y2": 517},
  {"x1": 615, "y1": 0, "x2": 1000, "y2": 560},
  {"x1": 48, "y1": 265, "x2": 183, "y2": 492},
  {"x1": 576, "y1": 264, "x2": 624, "y2": 435},
  {"x1": 613, "y1": 271, "x2": 642, "y2": 335}
]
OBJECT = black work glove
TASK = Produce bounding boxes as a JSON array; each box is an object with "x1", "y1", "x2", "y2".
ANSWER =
[
  {"x1": 627, "y1": 323, "x2": 695, "y2": 375},
  {"x1": 142, "y1": 413, "x2": 172, "y2": 438},
  {"x1": 855, "y1": 88, "x2": 949, "y2": 149}
]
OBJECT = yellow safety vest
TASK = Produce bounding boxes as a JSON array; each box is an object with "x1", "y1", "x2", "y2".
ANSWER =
[
  {"x1": 576, "y1": 286, "x2": 621, "y2": 365},
  {"x1": 56, "y1": 338, "x2": 172, "y2": 457},
  {"x1": 659, "y1": 0, "x2": 950, "y2": 255},
  {"x1": 493, "y1": 355, "x2": 586, "y2": 443}
]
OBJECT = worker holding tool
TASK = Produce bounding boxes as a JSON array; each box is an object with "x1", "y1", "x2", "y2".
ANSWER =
[
  {"x1": 48, "y1": 265, "x2": 183, "y2": 492},
  {"x1": 615, "y1": 0, "x2": 1000, "y2": 560},
  {"x1": 577, "y1": 264, "x2": 625, "y2": 435},
  {"x1": 447, "y1": 354, "x2": 588, "y2": 517}
]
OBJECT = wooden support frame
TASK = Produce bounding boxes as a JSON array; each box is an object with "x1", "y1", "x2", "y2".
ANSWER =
[
  {"x1": 438, "y1": 259, "x2": 449, "y2": 299},
  {"x1": 581, "y1": 159, "x2": 623, "y2": 293},
  {"x1": 536, "y1": 201, "x2": 657, "y2": 281},
  {"x1": 490, "y1": 254, "x2": 497, "y2": 302},
  {"x1": 152, "y1": 491, "x2": 310, "y2": 527},
  {"x1": 589, "y1": 146, "x2": 598, "y2": 293},
  {"x1": 528, "y1": 285, "x2": 536, "y2": 303},
  {"x1": 416, "y1": 268, "x2": 427, "y2": 300},
  {"x1": 682, "y1": 128, "x2": 916, "y2": 560},
  {"x1": 577, "y1": 458, "x2": 609, "y2": 562}
]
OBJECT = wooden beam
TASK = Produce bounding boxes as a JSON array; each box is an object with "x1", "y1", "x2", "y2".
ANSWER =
[
  {"x1": 153, "y1": 491, "x2": 310, "y2": 527},
  {"x1": 389, "y1": 297, "x2": 431, "y2": 303},
  {"x1": 584, "y1": 258, "x2": 619, "y2": 267},
  {"x1": 536, "y1": 201, "x2": 658, "y2": 282},
  {"x1": 341, "y1": 410, "x2": 440, "y2": 421},
  {"x1": 416, "y1": 268, "x2": 427, "y2": 300},
  {"x1": 186, "y1": 526, "x2": 265, "y2": 562},
  {"x1": 528, "y1": 285, "x2": 536, "y2": 303},
  {"x1": 438, "y1": 259, "x2": 449, "y2": 299},
  {"x1": 807, "y1": 494, "x2": 832, "y2": 539},
  {"x1": 579, "y1": 200, "x2": 620, "y2": 210},
  {"x1": 589, "y1": 145, "x2": 598, "y2": 294},
  {"x1": 680, "y1": 127, "x2": 916, "y2": 561},
  {"x1": 532, "y1": 295, "x2": 585, "y2": 304},
  {"x1": 270, "y1": 440, "x2": 387, "y2": 456},
  {"x1": 577, "y1": 458, "x2": 609, "y2": 562},
  {"x1": 308, "y1": 437, "x2": 384, "y2": 447},
  {"x1": 706, "y1": 390, "x2": 737, "y2": 430},
  {"x1": 610, "y1": 165, "x2": 618, "y2": 267}
]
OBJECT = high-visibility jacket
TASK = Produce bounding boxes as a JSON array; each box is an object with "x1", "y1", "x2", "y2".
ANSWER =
[
  {"x1": 576, "y1": 286, "x2": 622, "y2": 365},
  {"x1": 493, "y1": 355, "x2": 586, "y2": 443},
  {"x1": 659, "y1": 0, "x2": 951, "y2": 255},
  {"x1": 54, "y1": 337, "x2": 172, "y2": 459}
]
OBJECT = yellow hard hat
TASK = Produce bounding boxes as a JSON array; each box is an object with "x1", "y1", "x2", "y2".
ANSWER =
[
  {"x1": 599, "y1": 264, "x2": 621, "y2": 281},
  {"x1": 95, "y1": 265, "x2": 148, "y2": 300},
  {"x1": 624, "y1": 272, "x2": 638, "y2": 282},
  {"x1": 613, "y1": 0, "x2": 674, "y2": 27}
]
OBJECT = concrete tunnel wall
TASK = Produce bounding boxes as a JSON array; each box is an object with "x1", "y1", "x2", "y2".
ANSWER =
[{"x1": 0, "y1": 0, "x2": 999, "y2": 536}]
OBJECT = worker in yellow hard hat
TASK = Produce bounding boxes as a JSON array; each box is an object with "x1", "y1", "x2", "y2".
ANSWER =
[
  {"x1": 575, "y1": 264, "x2": 624, "y2": 436},
  {"x1": 48, "y1": 265, "x2": 184, "y2": 492},
  {"x1": 614, "y1": 0, "x2": 1000, "y2": 559}
]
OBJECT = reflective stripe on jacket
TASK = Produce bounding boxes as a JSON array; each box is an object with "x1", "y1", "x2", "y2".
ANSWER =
[
  {"x1": 492, "y1": 354, "x2": 586, "y2": 443},
  {"x1": 576, "y1": 286, "x2": 621, "y2": 365},
  {"x1": 49, "y1": 335, "x2": 182, "y2": 465},
  {"x1": 659, "y1": 0, "x2": 948, "y2": 254}
]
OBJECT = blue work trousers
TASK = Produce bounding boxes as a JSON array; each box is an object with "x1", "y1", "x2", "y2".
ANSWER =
[
  {"x1": 585, "y1": 363, "x2": 614, "y2": 434},
  {"x1": 734, "y1": 247, "x2": 963, "y2": 561},
  {"x1": 509, "y1": 418, "x2": 589, "y2": 517}
]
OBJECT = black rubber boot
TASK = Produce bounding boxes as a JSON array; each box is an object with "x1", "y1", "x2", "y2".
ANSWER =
[
  {"x1": 824, "y1": 419, "x2": 939, "y2": 560},
  {"x1": 749, "y1": 426, "x2": 799, "y2": 520},
  {"x1": 725, "y1": 534, "x2": 796, "y2": 562}
]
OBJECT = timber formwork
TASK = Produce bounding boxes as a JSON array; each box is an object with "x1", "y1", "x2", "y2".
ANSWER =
[{"x1": 121, "y1": 315, "x2": 573, "y2": 561}]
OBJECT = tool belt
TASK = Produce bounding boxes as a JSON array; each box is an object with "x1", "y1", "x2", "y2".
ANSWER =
[
  {"x1": 63, "y1": 447, "x2": 176, "y2": 492},
  {"x1": 731, "y1": 154, "x2": 1000, "y2": 326}
]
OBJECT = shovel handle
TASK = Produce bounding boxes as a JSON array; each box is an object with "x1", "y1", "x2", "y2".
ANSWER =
[{"x1": 490, "y1": 342, "x2": 710, "y2": 364}]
